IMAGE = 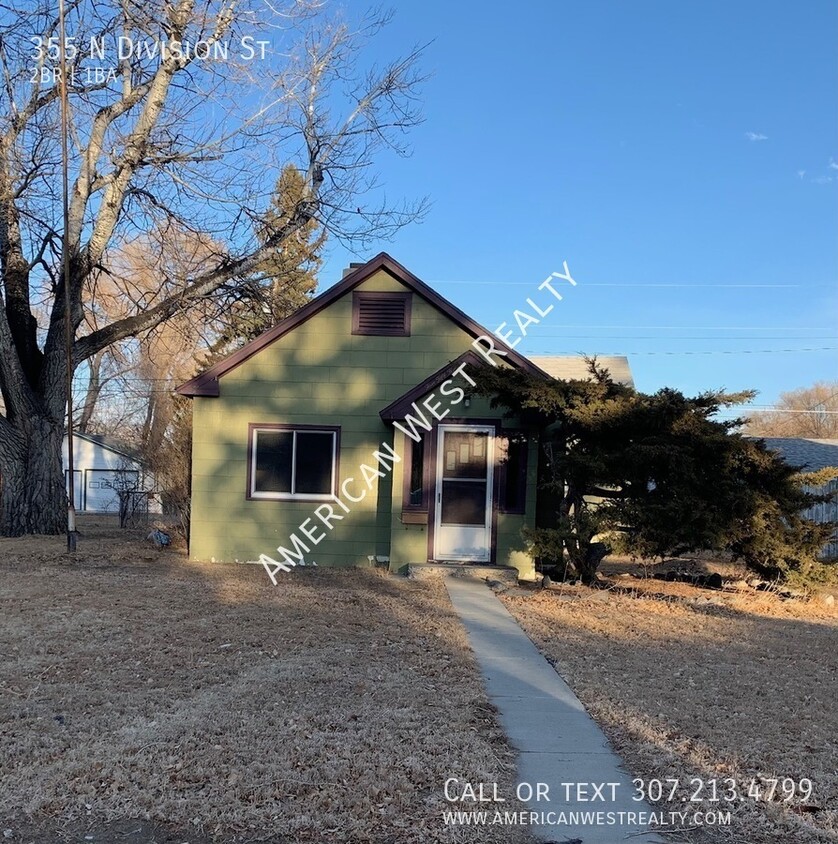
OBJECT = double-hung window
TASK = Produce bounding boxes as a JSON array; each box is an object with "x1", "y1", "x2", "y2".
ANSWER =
[{"x1": 248, "y1": 425, "x2": 339, "y2": 500}]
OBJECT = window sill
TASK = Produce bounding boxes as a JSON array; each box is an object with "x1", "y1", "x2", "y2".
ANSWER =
[{"x1": 249, "y1": 492, "x2": 336, "y2": 502}]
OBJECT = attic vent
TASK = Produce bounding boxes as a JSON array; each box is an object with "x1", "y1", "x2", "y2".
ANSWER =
[{"x1": 351, "y1": 292, "x2": 412, "y2": 336}]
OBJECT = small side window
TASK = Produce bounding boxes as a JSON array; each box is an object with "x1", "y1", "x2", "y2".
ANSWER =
[
  {"x1": 500, "y1": 432, "x2": 527, "y2": 513},
  {"x1": 408, "y1": 435, "x2": 426, "y2": 506},
  {"x1": 401, "y1": 433, "x2": 429, "y2": 522}
]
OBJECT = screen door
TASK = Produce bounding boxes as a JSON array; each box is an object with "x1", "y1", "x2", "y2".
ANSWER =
[{"x1": 433, "y1": 425, "x2": 494, "y2": 561}]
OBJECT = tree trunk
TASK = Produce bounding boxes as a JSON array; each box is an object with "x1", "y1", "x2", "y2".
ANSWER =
[
  {"x1": 0, "y1": 415, "x2": 66, "y2": 536},
  {"x1": 576, "y1": 542, "x2": 610, "y2": 586},
  {"x1": 76, "y1": 350, "x2": 103, "y2": 434}
]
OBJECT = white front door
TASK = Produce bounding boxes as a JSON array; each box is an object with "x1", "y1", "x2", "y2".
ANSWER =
[{"x1": 433, "y1": 424, "x2": 494, "y2": 562}]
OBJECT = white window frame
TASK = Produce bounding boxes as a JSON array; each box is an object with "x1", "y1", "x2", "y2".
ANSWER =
[{"x1": 249, "y1": 426, "x2": 338, "y2": 501}]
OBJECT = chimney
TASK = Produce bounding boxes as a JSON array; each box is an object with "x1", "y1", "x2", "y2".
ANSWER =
[{"x1": 342, "y1": 262, "x2": 365, "y2": 278}]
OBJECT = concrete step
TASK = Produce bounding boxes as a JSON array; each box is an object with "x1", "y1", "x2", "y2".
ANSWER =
[{"x1": 407, "y1": 562, "x2": 520, "y2": 584}]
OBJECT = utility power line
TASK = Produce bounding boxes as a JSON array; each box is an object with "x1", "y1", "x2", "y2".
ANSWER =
[
  {"x1": 522, "y1": 347, "x2": 837, "y2": 356},
  {"x1": 743, "y1": 409, "x2": 838, "y2": 414},
  {"x1": 520, "y1": 335, "x2": 837, "y2": 340},
  {"x1": 68, "y1": 348, "x2": 838, "y2": 386},
  {"x1": 486, "y1": 324, "x2": 836, "y2": 331},
  {"x1": 430, "y1": 280, "x2": 837, "y2": 289}
]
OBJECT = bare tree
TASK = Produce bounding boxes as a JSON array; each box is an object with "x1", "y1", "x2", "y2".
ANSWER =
[
  {"x1": 0, "y1": 1, "x2": 426, "y2": 535},
  {"x1": 746, "y1": 382, "x2": 838, "y2": 439},
  {"x1": 75, "y1": 166, "x2": 327, "y2": 440},
  {"x1": 75, "y1": 223, "x2": 224, "y2": 442}
]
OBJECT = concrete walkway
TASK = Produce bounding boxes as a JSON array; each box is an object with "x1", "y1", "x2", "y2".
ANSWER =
[{"x1": 446, "y1": 578, "x2": 665, "y2": 844}]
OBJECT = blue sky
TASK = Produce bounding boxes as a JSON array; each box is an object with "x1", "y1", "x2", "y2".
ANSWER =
[{"x1": 320, "y1": 0, "x2": 838, "y2": 412}]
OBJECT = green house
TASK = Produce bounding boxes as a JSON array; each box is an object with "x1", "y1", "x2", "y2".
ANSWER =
[{"x1": 178, "y1": 253, "x2": 629, "y2": 581}]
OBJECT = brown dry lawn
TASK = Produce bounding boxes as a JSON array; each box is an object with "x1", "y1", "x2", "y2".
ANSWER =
[
  {"x1": 0, "y1": 520, "x2": 532, "y2": 844},
  {"x1": 501, "y1": 561, "x2": 838, "y2": 844}
]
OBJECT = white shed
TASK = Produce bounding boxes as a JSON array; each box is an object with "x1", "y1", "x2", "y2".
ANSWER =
[{"x1": 62, "y1": 433, "x2": 160, "y2": 514}]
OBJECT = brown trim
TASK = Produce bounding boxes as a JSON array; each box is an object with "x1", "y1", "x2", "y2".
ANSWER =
[
  {"x1": 351, "y1": 290, "x2": 412, "y2": 336},
  {"x1": 177, "y1": 252, "x2": 550, "y2": 397},
  {"x1": 400, "y1": 511, "x2": 428, "y2": 525},
  {"x1": 498, "y1": 430, "x2": 528, "y2": 515},
  {"x1": 245, "y1": 423, "x2": 341, "y2": 501},
  {"x1": 426, "y1": 418, "x2": 501, "y2": 565}
]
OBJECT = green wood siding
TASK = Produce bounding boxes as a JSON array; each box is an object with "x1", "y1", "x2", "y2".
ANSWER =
[{"x1": 189, "y1": 269, "x2": 537, "y2": 579}]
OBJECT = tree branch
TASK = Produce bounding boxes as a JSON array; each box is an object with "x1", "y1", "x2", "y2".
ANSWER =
[{"x1": 73, "y1": 202, "x2": 315, "y2": 362}]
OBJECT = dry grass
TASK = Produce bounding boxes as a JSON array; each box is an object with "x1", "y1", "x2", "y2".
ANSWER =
[
  {"x1": 0, "y1": 519, "x2": 532, "y2": 844},
  {"x1": 501, "y1": 568, "x2": 838, "y2": 844}
]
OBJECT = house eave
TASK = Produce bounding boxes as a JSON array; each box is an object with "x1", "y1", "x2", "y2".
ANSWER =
[{"x1": 176, "y1": 375, "x2": 220, "y2": 397}]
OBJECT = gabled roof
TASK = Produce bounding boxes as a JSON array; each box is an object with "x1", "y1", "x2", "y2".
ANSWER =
[
  {"x1": 69, "y1": 431, "x2": 144, "y2": 464},
  {"x1": 177, "y1": 252, "x2": 549, "y2": 397},
  {"x1": 528, "y1": 355, "x2": 635, "y2": 387}
]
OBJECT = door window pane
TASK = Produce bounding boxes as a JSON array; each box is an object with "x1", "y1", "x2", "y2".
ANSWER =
[
  {"x1": 442, "y1": 431, "x2": 488, "y2": 479},
  {"x1": 441, "y1": 480, "x2": 487, "y2": 525}
]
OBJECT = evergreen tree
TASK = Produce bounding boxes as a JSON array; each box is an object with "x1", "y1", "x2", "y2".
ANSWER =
[
  {"x1": 209, "y1": 164, "x2": 327, "y2": 355},
  {"x1": 476, "y1": 360, "x2": 835, "y2": 585}
]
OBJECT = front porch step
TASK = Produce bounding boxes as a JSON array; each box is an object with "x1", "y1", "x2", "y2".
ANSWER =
[{"x1": 407, "y1": 562, "x2": 520, "y2": 585}]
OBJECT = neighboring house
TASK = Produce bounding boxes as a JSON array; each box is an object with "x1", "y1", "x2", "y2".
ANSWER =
[
  {"x1": 756, "y1": 437, "x2": 838, "y2": 559},
  {"x1": 63, "y1": 432, "x2": 160, "y2": 514},
  {"x1": 177, "y1": 253, "x2": 632, "y2": 579},
  {"x1": 529, "y1": 355, "x2": 634, "y2": 387}
]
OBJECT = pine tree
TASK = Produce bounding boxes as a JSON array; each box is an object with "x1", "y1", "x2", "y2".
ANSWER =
[
  {"x1": 209, "y1": 165, "x2": 326, "y2": 355},
  {"x1": 476, "y1": 360, "x2": 835, "y2": 585}
]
